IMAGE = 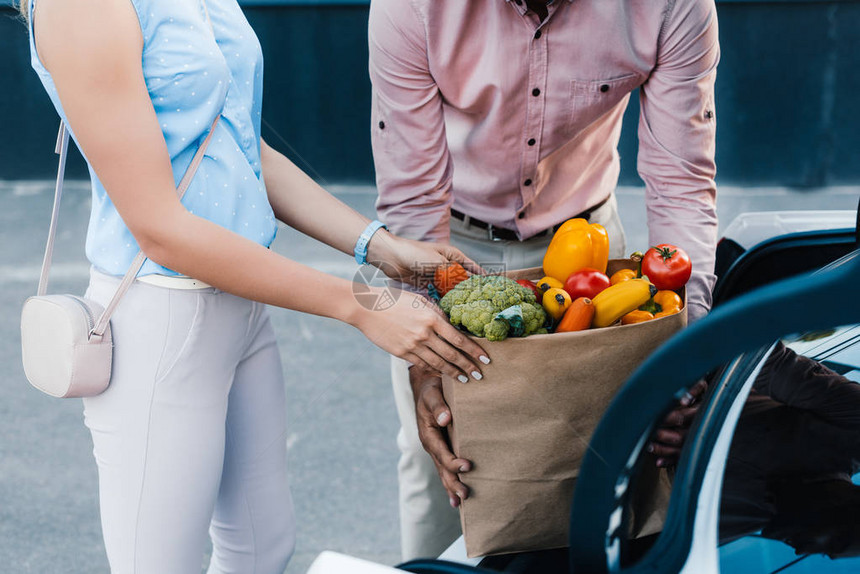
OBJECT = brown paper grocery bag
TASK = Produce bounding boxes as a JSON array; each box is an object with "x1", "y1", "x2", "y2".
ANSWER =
[{"x1": 442, "y1": 261, "x2": 686, "y2": 557}]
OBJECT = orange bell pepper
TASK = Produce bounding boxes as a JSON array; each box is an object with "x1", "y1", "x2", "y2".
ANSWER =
[
  {"x1": 621, "y1": 309, "x2": 654, "y2": 325},
  {"x1": 610, "y1": 268, "x2": 637, "y2": 285},
  {"x1": 653, "y1": 290, "x2": 683, "y2": 313},
  {"x1": 543, "y1": 218, "x2": 609, "y2": 281},
  {"x1": 433, "y1": 262, "x2": 469, "y2": 296}
]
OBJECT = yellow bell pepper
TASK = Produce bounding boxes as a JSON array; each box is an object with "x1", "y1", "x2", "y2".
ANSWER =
[{"x1": 543, "y1": 218, "x2": 609, "y2": 282}]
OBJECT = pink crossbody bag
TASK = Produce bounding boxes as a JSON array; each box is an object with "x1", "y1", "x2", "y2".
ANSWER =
[{"x1": 20, "y1": 116, "x2": 219, "y2": 397}]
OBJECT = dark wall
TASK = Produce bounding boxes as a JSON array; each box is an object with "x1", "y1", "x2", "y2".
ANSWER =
[
  {"x1": 249, "y1": 5, "x2": 376, "y2": 183},
  {"x1": 618, "y1": 1, "x2": 860, "y2": 187},
  {"x1": 2, "y1": 1, "x2": 859, "y2": 186}
]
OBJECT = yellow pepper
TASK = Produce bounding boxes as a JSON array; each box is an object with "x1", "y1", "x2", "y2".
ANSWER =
[
  {"x1": 536, "y1": 276, "x2": 564, "y2": 294},
  {"x1": 610, "y1": 268, "x2": 637, "y2": 285},
  {"x1": 542, "y1": 287, "x2": 572, "y2": 321},
  {"x1": 543, "y1": 218, "x2": 609, "y2": 282},
  {"x1": 653, "y1": 290, "x2": 683, "y2": 313}
]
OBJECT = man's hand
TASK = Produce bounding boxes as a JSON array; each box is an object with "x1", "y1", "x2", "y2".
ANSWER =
[
  {"x1": 409, "y1": 366, "x2": 473, "y2": 508},
  {"x1": 648, "y1": 379, "x2": 708, "y2": 467}
]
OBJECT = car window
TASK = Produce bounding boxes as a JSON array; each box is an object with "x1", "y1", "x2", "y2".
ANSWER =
[{"x1": 718, "y1": 327, "x2": 860, "y2": 573}]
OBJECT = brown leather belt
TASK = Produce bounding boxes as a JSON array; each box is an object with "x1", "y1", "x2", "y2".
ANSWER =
[{"x1": 451, "y1": 195, "x2": 611, "y2": 242}]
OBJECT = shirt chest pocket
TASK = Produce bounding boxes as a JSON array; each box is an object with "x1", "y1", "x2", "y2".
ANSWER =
[{"x1": 568, "y1": 74, "x2": 642, "y2": 131}]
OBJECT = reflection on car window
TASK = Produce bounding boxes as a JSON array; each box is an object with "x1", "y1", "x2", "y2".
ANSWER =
[{"x1": 720, "y1": 328, "x2": 860, "y2": 571}]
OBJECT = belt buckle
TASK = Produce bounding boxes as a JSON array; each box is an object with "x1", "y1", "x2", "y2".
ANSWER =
[{"x1": 487, "y1": 223, "x2": 503, "y2": 242}]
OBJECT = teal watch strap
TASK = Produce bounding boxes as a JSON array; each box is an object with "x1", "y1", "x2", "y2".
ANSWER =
[{"x1": 354, "y1": 220, "x2": 389, "y2": 265}]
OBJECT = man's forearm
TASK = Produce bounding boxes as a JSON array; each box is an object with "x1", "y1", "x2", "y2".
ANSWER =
[{"x1": 637, "y1": 0, "x2": 720, "y2": 321}]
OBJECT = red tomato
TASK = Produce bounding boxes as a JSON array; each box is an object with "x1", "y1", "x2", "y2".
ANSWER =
[
  {"x1": 641, "y1": 244, "x2": 692, "y2": 291},
  {"x1": 563, "y1": 268, "x2": 610, "y2": 301},
  {"x1": 516, "y1": 279, "x2": 543, "y2": 304}
]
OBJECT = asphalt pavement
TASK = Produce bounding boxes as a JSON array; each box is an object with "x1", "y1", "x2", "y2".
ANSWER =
[{"x1": 0, "y1": 180, "x2": 857, "y2": 573}]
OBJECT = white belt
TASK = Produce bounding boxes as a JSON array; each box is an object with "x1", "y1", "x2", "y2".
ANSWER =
[{"x1": 137, "y1": 274, "x2": 212, "y2": 290}]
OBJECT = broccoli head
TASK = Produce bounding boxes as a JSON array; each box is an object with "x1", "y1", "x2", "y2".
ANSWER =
[
  {"x1": 438, "y1": 275, "x2": 487, "y2": 314},
  {"x1": 483, "y1": 319, "x2": 510, "y2": 341},
  {"x1": 520, "y1": 302, "x2": 548, "y2": 335},
  {"x1": 449, "y1": 300, "x2": 497, "y2": 337},
  {"x1": 440, "y1": 275, "x2": 544, "y2": 339},
  {"x1": 439, "y1": 287, "x2": 470, "y2": 315},
  {"x1": 440, "y1": 275, "x2": 535, "y2": 314}
]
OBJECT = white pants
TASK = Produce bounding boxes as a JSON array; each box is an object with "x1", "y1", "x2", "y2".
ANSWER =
[
  {"x1": 392, "y1": 195, "x2": 627, "y2": 560},
  {"x1": 83, "y1": 269, "x2": 295, "y2": 574}
]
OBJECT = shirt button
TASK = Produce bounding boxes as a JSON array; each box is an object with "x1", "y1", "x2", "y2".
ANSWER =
[
  {"x1": 517, "y1": 212, "x2": 526, "y2": 220},
  {"x1": 378, "y1": 121, "x2": 386, "y2": 129},
  {"x1": 534, "y1": 30, "x2": 542, "y2": 39},
  {"x1": 600, "y1": 84, "x2": 610, "y2": 93},
  {"x1": 524, "y1": 178, "x2": 533, "y2": 186},
  {"x1": 527, "y1": 138, "x2": 536, "y2": 146},
  {"x1": 532, "y1": 88, "x2": 541, "y2": 97}
]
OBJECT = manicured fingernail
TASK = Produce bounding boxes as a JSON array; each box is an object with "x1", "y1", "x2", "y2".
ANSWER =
[
  {"x1": 681, "y1": 392, "x2": 694, "y2": 406},
  {"x1": 459, "y1": 464, "x2": 469, "y2": 472},
  {"x1": 479, "y1": 355, "x2": 491, "y2": 364},
  {"x1": 471, "y1": 371, "x2": 482, "y2": 380},
  {"x1": 457, "y1": 375, "x2": 469, "y2": 384},
  {"x1": 449, "y1": 497, "x2": 458, "y2": 508},
  {"x1": 456, "y1": 491, "x2": 464, "y2": 499},
  {"x1": 437, "y1": 413, "x2": 448, "y2": 425}
]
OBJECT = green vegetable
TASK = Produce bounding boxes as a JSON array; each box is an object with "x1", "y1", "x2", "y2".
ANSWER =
[
  {"x1": 495, "y1": 305, "x2": 526, "y2": 337},
  {"x1": 440, "y1": 275, "x2": 535, "y2": 313},
  {"x1": 484, "y1": 319, "x2": 510, "y2": 341},
  {"x1": 440, "y1": 275, "x2": 546, "y2": 340},
  {"x1": 450, "y1": 300, "x2": 497, "y2": 337},
  {"x1": 520, "y1": 302, "x2": 547, "y2": 335}
]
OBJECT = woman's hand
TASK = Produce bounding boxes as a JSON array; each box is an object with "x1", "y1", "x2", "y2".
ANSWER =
[
  {"x1": 350, "y1": 287, "x2": 489, "y2": 382},
  {"x1": 367, "y1": 231, "x2": 483, "y2": 288}
]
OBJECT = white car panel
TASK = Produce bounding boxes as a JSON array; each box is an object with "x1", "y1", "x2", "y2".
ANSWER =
[
  {"x1": 720, "y1": 211, "x2": 855, "y2": 250},
  {"x1": 306, "y1": 551, "x2": 404, "y2": 574}
]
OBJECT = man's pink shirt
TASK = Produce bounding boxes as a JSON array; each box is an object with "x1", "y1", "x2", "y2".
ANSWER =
[{"x1": 369, "y1": 0, "x2": 720, "y2": 319}]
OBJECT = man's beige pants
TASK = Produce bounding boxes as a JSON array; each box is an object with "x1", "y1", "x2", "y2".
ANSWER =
[{"x1": 391, "y1": 195, "x2": 627, "y2": 560}]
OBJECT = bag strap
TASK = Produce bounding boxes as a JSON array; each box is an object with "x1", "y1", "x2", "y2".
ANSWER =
[
  {"x1": 36, "y1": 122, "x2": 71, "y2": 298},
  {"x1": 38, "y1": 115, "x2": 220, "y2": 339}
]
